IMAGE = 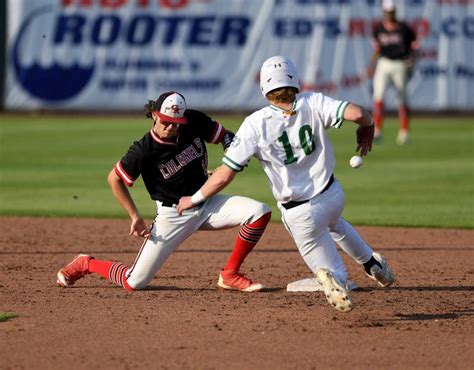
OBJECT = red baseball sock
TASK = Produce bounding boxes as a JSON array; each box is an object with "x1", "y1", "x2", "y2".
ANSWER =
[
  {"x1": 399, "y1": 105, "x2": 409, "y2": 131},
  {"x1": 374, "y1": 100, "x2": 384, "y2": 131},
  {"x1": 89, "y1": 259, "x2": 133, "y2": 291},
  {"x1": 223, "y1": 212, "x2": 271, "y2": 272}
]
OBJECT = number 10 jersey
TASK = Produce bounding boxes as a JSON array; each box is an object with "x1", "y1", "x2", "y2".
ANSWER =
[{"x1": 223, "y1": 92, "x2": 349, "y2": 203}]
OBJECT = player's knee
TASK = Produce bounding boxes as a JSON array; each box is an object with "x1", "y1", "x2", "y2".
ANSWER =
[
  {"x1": 235, "y1": 197, "x2": 271, "y2": 224},
  {"x1": 123, "y1": 278, "x2": 136, "y2": 292},
  {"x1": 125, "y1": 274, "x2": 152, "y2": 291},
  {"x1": 258, "y1": 203, "x2": 271, "y2": 216},
  {"x1": 263, "y1": 204, "x2": 272, "y2": 215},
  {"x1": 125, "y1": 279, "x2": 146, "y2": 291},
  {"x1": 253, "y1": 203, "x2": 272, "y2": 222},
  {"x1": 330, "y1": 218, "x2": 346, "y2": 241}
]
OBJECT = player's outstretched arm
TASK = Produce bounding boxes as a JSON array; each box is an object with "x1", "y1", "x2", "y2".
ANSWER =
[
  {"x1": 177, "y1": 165, "x2": 237, "y2": 215},
  {"x1": 343, "y1": 103, "x2": 375, "y2": 156},
  {"x1": 107, "y1": 169, "x2": 150, "y2": 238}
]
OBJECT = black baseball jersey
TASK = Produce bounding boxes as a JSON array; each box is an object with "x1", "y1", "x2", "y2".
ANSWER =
[
  {"x1": 114, "y1": 109, "x2": 226, "y2": 204},
  {"x1": 373, "y1": 21, "x2": 416, "y2": 60}
]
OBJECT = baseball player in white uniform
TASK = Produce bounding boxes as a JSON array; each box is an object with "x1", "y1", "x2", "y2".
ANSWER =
[{"x1": 178, "y1": 56, "x2": 395, "y2": 312}]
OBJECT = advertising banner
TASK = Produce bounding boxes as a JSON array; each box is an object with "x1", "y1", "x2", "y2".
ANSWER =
[{"x1": 4, "y1": 0, "x2": 474, "y2": 111}]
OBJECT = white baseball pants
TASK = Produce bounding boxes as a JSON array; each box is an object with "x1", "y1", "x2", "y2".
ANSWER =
[
  {"x1": 126, "y1": 194, "x2": 270, "y2": 289},
  {"x1": 279, "y1": 180, "x2": 373, "y2": 284},
  {"x1": 373, "y1": 57, "x2": 411, "y2": 105}
]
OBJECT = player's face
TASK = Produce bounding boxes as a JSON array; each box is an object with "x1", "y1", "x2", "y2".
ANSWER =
[
  {"x1": 384, "y1": 10, "x2": 396, "y2": 22},
  {"x1": 155, "y1": 118, "x2": 180, "y2": 140}
]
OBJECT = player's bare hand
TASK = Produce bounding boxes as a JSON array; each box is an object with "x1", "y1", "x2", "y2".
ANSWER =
[
  {"x1": 177, "y1": 196, "x2": 195, "y2": 216},
  {"x1": 129, "y1": 217, "x2": 150, "y2": 238},
  {"x1": 356, "y1": 124, "x2": 374, "y2": 156}
]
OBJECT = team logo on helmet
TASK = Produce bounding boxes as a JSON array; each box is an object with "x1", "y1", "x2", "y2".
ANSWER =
[{"x1": 171, "y1": 104, "x2": 181, "y2": 114}]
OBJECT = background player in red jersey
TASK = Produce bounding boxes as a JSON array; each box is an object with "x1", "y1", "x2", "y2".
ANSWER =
[
  {"x1": 367, "y1": 0, "x2": 419, "y2": 145},
  {"x1": 56, "y1": 91, "x2": 271, "y2": 292}
]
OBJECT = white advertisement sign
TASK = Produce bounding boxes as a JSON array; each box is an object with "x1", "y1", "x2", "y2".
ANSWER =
[{"x1": 4, "y1": 0, "x2": 474, "y2": 111}]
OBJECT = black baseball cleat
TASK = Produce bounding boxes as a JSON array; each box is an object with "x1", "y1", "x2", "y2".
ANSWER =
[{"x1": 364, "y1": 252, "x2": 396, "y2": 287}]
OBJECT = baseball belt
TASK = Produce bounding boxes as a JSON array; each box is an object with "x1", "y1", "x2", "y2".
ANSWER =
[{"x1": 281, "y1": 174, "x2": 335, "y2": 210}]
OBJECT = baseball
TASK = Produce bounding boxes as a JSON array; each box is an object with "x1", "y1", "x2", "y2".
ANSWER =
[{"x1": 350, "y1": 155, "x2": 363, "y2": 168}]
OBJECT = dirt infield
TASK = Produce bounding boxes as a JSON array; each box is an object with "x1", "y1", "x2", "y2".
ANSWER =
[{"x1": 1, "y1": 216, "x2": 473, "y2": 369}]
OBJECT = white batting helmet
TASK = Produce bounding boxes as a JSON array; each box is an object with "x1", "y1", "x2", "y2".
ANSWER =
[{"x1": 260, "y1": 56, "x2": 300, "y2": 96}]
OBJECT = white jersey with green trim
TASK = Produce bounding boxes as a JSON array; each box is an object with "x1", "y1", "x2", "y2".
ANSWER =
[{"x1": 223, "y1": 91, "x2": 349, "y2": 203}]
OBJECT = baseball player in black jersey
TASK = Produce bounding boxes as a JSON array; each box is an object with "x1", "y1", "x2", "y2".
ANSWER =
[
  {"x1": 56, "y1": 91, "x2": 271, "y2": 292},
  {"x1": 367, "y1": 0, "x2": 418, "y2": 145}
]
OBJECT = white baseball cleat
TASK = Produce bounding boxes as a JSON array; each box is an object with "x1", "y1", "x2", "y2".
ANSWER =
[
  {"x1": 365, "y1": 252, "x2": 396, "y2": 287},
  {"x1": 316, "y1": 268, "x2": 353, "y2": 313}
]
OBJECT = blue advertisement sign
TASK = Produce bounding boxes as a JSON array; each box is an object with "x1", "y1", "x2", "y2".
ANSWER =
[{"x1": 5, "y1": 0, "x2": 474, "y2": 110}]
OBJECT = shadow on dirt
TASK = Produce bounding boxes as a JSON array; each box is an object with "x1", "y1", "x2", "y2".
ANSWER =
[
  {"x1": 355, "y1": 286, "x2": 474, "y2": 292},
  {"x1": 392, "y1": 309, "x2": 474, "y2": 320}
]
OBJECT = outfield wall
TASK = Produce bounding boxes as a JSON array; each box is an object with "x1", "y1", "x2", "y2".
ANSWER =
[{"x1": 3, "y1": 0, "x2": 474, "y2": 112}]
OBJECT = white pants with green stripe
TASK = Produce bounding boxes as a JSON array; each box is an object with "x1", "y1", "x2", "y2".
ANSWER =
[{"x1": 279, "y1": 180, "x2": 373, "y2": 284}]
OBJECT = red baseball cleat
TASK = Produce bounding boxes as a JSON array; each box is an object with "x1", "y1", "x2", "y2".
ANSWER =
[
  {"x1": 217, "y1": 269, "x2": 264, "y2": 292},
  {"x1": 56, "y1": 254, "x2": 92, "y2": 288}
]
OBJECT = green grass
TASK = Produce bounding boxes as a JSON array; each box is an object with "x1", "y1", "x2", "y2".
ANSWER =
[
  {"x1": 329, "y1": 117, "x2": 474, "y2": 228},
  {"x1": 0, "y1": 113, "x2": 473, "y2": 228},
  {"x1": 0, "y1": 312, "x2": 17, "y2": 322}
]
